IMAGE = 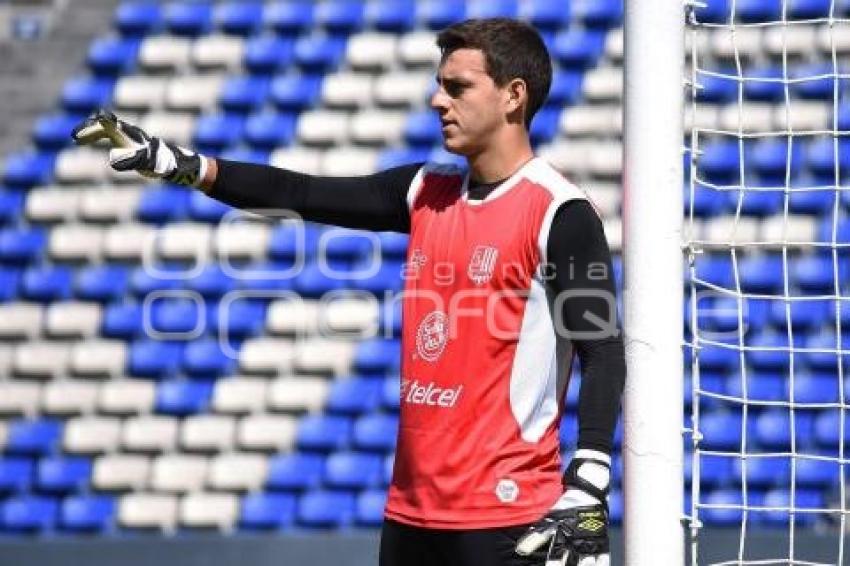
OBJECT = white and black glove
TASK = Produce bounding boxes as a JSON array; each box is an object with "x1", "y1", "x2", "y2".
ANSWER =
[
  {"x1": 71, "y1": 109, "x2": 207, "y2": 187},
  {"x1": 516, "y1": 450, "x2": 611, "y2": 566}
]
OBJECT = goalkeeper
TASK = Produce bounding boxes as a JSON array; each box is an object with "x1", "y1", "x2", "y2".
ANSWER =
[{"x1": 74, "y1": 18, "x2": 625, "y2": 566}]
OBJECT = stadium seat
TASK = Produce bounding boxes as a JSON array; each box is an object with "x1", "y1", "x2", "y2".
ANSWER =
[
  {"x1": 549, "y1": 70, "x2": 584, "y2": 105},
  {"x1": 789, "y1": 371, "x2": 840, "y2": 404},
  {"x1": 355, "y1": 489, "x2": 386, "y2": 527},
  {"x1": 136, "y1": 184, "x2": 190, "y2": 224},
  {"x1": 530, "y1": 105, "x2": 561, "y2": 144},
  {"x1": 731, "y1": 455, "x2": 790, "y2": 487},
  {"x1": 404, "y1": 110, "x2": 442, "y2": 146},
  {"x1": 368, "y1": 0, "x2": 415, "y2": 31},
  {"x1": 60, "y1": 495, "x2": 115, "y2": 533},
  {"x1": 698, "y1": 141, "x2": 740, "y2": 184},
  {"x1": 148, "y1": 297, "x2": 203, "y2": 335},
  {"x1": 61, "y1": 77, "x2": 113, "y2": 113},
  {"x1": 552, "y1": 29, "x2": 607, "y2": 69},
  {"x1": 804, "y1": 332, "x2": 848, "y2": 371},
  {"x1": 325, "y1": 451, "x2": 383, "y2": 489},
  {"x1": 573, "y1": 0, "x2": 623, "y2": 28},
  {"x1": 180, "y1": 414, "x2": 235, "y2": 452},
  {"x1": 381, "y1": 377, "x2": 401, "y2": 412},
  {"x1": 735, "y1": 0, "x2": 782, "y2": 22},
  {"x1": 325, "y1": 378, "x2": 383, "y2": 415},
  {"x1": 760, "y1": 488, "x2": 823, "y2": 526},
  {"x1": 316, "y1": 0, "x2": 364, "y2": 32},
  {"x1": 36, "y1": 456, "x2": 91, "y2": 493},
  {"x1": 689, "y1": 454, "x2": 734, "y2": 487},
  {"x1": 243, "y1": 36, "x2": 295, "y2": 72},
  {"x1": 187, "y1": 190, "x2": 234, "y2": 223},
  {"x1": 130, "y1": 265, "x2": 187, "y2": 296},
  {"x1": 207, "y1": 298, "x2": 266, "y2": 338},
  {"x1": 294, "y1": 35, "x2": 347, "y2": 70},
  {"x1": 693, "y1": 0, "x2": 731, "y2": 23},
  {"x1": 297, "y1": 490, "x2": 355, "y2": 529},
  {"x1": 20, "y1": 265, "x2": 73, "y2": 302},
  {"x1": 184, "y1": 264, "x2": 235, "y2": 297},
  {"x1": 115, "y1": 2, "x2": 161, "y2": 35},
  {"x1": 101, "y1": 302, "x2": 143, "y2": 339},
  {"x1": 155, "y1": 381, "x2": 213, "y2": 416},
  {"x1": 791, "y1": 253, "x2": 837, "y2": 292},
  {"x1": 467, "y1": 0, "x2": 518, "y2": 18},
  {"x1": 770, "y1": 298, "x2": 830, "y2": 330},
  {"x1": 417, "y1": 0, "x2": 464, "y2": 29},
  {"x1": 738, "y1": 254, "x2": 784, "y2": 292},
  {"x1": 164, "y1": 1, "x2": 212, "y2": 36},
  {"x1": 214, "y1": 1, "x2": 263, "y2": 35},
  {"x1": 701, "y1": 489, "x2": 742, "y2": 526},
  {"x1": 2, "y1": 152, "x2": 54, "y2": 188},
  {"x1": 5, "y1": 419, "x2": 61, "y2": 456},
  {"x1": 745, "y1": 332, "x2": 790, "y2": 371},
  {"x1": 100, "y1": 380, "x2": 156, "y2": 415},
  {"x1": 151, "y1": 454, "x2": 208, "y2": 493},
  {"x1": 266, "y1": 452, "x2": 325, "y2": 491},
  {"x1": 296, "y1": 415, "x2": 352, "y2": 452},
  {"x1": 0, "y1": 267, "x2": 20, "y2": 302},
  {"x1": 193, "y1": 114, "x2": 246, "y2": 151},
  {"x1": 239, "y1": 492, "x2": 297, "y2": 530},
  {"x1": 270, "y1": 74, "x2": 323, "y2": 109},
  {"x1": 118, "y1": 493, "x2": 178, "y2": 531},
  {"x1": 755, "y1": 410, "x2": 815, "y2": 450},
  {"x1": 792, "y1": 64, "x2": 836, "y2": 100},
  {"x1": 243, "y1": 111, "x2": 297, "y2": 149},
  {"x1": 32, "y1": 113, "x2": 82, "y2": 149},
  {"x1": 750, "y1": 137, "x2": 803, "y2": 180},
  {"x1": 128, "y1": 340, "x2": 184, "y2": 379},
  {"x1": 265, "y1": 0, "x2": 313, "y2": 33},
  {"x1": 796, "y1": 455, "x2": 840, "y2": 488},
  {"x1": 814, "y1": 410, "x2": 849, "y2": 447},
  {"x1": 353, "y1": 413, "x2": 398, "y2": 452},
  {"x1": 88, "y1": 36, "x2": 140, "y2": 75},
  {"x1": 73, "y1": 265, "x2": 125, "y2": 303},
  {"x1": 1, "y1": 496, "x2": 57, "y2": 532},
  {"x1": 520, "y1": 0, "x2": 571, "y2": 28},
  {"x1": 353, "y1": 339, "x2": 401, "y2": 374},
  {"x1": 699, "y1": 411, "x2": 742, "y2": 450},
  {"x1": 376, "y1": 148, "x2": 429, "y2": 170},
  {"x1": 742, "y1": 67, "x2": 784, "y2": 102},
  {"x1": 685, "y1": 185, "x2": 728, "y2": 217},
  {"x1": 182, "y1": 339, "x2": 236, "y2": 377},
  {"x1": 0, "y1": 458, "x2": 33, "y2": 494},
  {"x1": 806, "y1": 138, "x2": 850, "y2": 177}
]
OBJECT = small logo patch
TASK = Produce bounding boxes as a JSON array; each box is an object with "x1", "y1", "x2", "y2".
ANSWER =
[
  {"x1": 578, "y1": 517, "x2": 605, "y2": 532},
  {"x1": 495, "y1": 479, "x2": 519, "y2": 503},
  {"x1": 416, "y1": 310, "x2": 448, "y2": 362},
  {"x1": 467, "y1": 245, "x2": 498, "y2": 285}
]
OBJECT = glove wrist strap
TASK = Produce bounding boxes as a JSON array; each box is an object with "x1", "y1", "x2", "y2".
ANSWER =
[{"x1": 562, "y1": 456, "x2": 611, "y2": 504}]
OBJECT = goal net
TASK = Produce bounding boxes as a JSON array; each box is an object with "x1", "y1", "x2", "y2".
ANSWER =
[{"x1": 685, "y1": 1, "x2": 848, "y2": 564}]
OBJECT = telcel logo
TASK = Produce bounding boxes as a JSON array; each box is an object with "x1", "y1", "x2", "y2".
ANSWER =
[{"x1": 400, "y1": 380, "x2": 463, "y2": 408}]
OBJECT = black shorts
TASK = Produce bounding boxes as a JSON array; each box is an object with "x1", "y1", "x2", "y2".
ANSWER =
[{"x1": 378, "y1": 518, "x2": 548, "y2": 566}]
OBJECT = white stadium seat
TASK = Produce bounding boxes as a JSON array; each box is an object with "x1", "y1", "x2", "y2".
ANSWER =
[
  {"x1": 166, "y1": 75, "x2": 224, "y2": 111},
  {"x1": 213, "y1": 222, "x2": 270, "y2": 260},
  {"x1": 0, "y1": 344, "x2": 12, "y2": 377},
  {"x1": 760, "y1": 215, "x2": 818, "y2": 248},
  {"x1": 93, "y1": 454, "x2": 151, "y2": 491},
  {"x1": 151, "y1": 454, "x2": 209, "y2": 493},
  {"x1": 54, "y1": 148, "x2": 109, "y2": 184},
  {"x1": 559, "y1": 105, "x2": 620, "y2": 137},
  {"x1": 42, "y1": 380, "x2": 100, "y2": 415},
  {"x1": 710, "y1": 26, "x2": 764, "y2": 61},
  {"x1": 604, "y1": 27, "x2": 624, "y2": 62},
  {"x1": 587, "y1": 140, "x2": 623, "y2": 179},
  {"x1": 538, "y1": 141, "x2": 593, "y2": 178},
  {"x1": 114, "y1": 76, "x2": 169, "y2": 111},
  {"x1": 64, "y1": 416, "x2": 122, "y2": 454},
  {"x1": 267, "y1": 376, "x2": 329, "y2": 413},
  {"x1": 79, "y1": 186, "x2": 142, "y2": 223},
  {"x1": 238, "y1": 338, "x2": 296, "y2": 375},
  {"x1": 0, "y1": 422, "x2": 7, "y2": 451},
  {"x1": 179, "y1": 493, "x2": 239, "y2": 530},
  {"x1": 684, "y1": 105, "x2": 721, "y2": 133},
  {"x1": 350, "y1": 110, "x2": 407, "y2": 144},
  {"x1": 45, "y1": 302, "x2": 102, "y2": 338},
  {"x1": 583, "y1": 182, "x2": 622, "y2": 220},
  {"x1": 26, "y1": 186, "x2": 80, "y2": 223},
  {"x1": 139, "y1": 35, "x2": 192, "y2": 71},
  {"x1": 719, "y1": 102, "x2": 773, "y2": 133},
  {"x1": 817, "y1": 22, "x2": 850, "y2": 54},
  {"x1": 122, "y1": 416, "x2": 179, "y2": 452},
  {"x1": 207, "y1": 453, "x2": 267, "y2": 491},
  {"x1": 603, "y1": 218, "x2": 623, "y2": 253},
  {"x1": 297, "y1": 110, "x2": 350, "y2": 145},
  {"x1": 212, "y1": 378, "x2": 269, "y2": 414},
  {"x1": 192, "y1": 34, "x2": 245, "y2": 70},
  {"x1": 70, "y1": 340, "x2": 127, "y2": 378},
  {"x1": 774, "y1": 101, "x2": 829, "y2": 132},
  {"x1": 763, "y1": 26, "x2": 818, "y2": 59},
  {"x1": 0, "y1": 382, "x2": 41, "y2": 416},
  {"x1": 237, "y1": 414, "x2": 298, "y2": 452},
  {"x1": 703, "y1": 216, "x2": 761, "y2": 247},
  {"x1": 266, "y1": 300, "x2": 320, "y2": 336},
  {"x1": 180, "y1": 414, "x2": 236, "y2": 452},
  {"x1": 321, "y1": 297, "x2": 379, "y2": 336},
  {"x1": 322, "y1": 72, "x2": 374, "y2": 108},
  {"x1": 346, "y1": 32, "x2": 398, "y2": 70},
  {"x1": 398, "y1": 31, "x2": 440, "y2": 66},
  {"x1": 157, "y1": 222, "x2": 212, "y2": 261},
  {"x1": 119, "y1": 493, "x2": 178, "y2": 531},
  {"x1": 49, "y1": 224, "x2": 104, "y2": 262},
  {"x1": 103, "y1": 223, "x2": 157, "y2": 260},
  {"x1": 583, "y1": 67, "x2": 623, "y2": 102},
  {"x1": 99, "y1": 380, "x2": 156, "y2": 415},
  {"x1": 269, "y1": 147, "x2": 323, "y2": 175},
  {"x1": 140, "y1": 112, "x2": 197, "y2": 147},
  {"x1": 320, "y1": 148, "x2": 378, "y2": 176},
  {"x1": 13, "y1": 341, "x2": 70, "y2": 379},
  {"x1": 374, "y1": 72, "x2": 432, "y2": 107}
]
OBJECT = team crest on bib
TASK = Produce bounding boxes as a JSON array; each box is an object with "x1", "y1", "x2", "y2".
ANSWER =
[
  {"x1": 468, "y1": 245, "x2": 498, "y2": 285},
  {"x1": 416, "y1": 310, "x2": 448, "y2": 362},
  {"x1": 495, "y1": 479, "x2": 519, "y2": 503}
]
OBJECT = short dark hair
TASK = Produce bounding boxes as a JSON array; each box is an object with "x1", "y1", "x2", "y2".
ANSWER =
[{"x1": 436, "y1": 18, "x2": 553, "y2": 127}]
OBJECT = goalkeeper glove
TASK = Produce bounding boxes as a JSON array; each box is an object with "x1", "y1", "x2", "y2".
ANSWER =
[
  {"x1": 71, "y1": 109, "x2": 208, "y2": 187},
  {"x1": 515, "y1": 450, "x2": 611, "y2": 566}
]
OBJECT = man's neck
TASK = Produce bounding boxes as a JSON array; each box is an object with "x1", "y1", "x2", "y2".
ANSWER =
[{"x1": 466, "y1": 130, "x2": 535, "y2": 184}]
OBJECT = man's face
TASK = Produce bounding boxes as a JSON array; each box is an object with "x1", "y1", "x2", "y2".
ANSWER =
[{"x1": 430, "y1": 48, "x2": 507, "y2": 156}]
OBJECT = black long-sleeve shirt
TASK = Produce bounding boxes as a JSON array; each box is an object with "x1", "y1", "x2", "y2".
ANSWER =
[{"x1": 209, "y1": 160, "x2": 625, "y2": 454}]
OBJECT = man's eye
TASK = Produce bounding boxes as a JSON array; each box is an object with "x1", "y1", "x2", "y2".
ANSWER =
[{"x1": 446, "y1": 84, "x2": 464, "y2": 97}]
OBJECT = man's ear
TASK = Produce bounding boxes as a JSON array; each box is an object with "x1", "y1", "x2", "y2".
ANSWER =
[{"x1": 505, "y1": 77, "x2": 528, "y2": 123}]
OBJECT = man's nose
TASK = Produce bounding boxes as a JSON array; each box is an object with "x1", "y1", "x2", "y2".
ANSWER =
[{"x1": 430, "y1": 87, "x2": 448, "y2": 111}]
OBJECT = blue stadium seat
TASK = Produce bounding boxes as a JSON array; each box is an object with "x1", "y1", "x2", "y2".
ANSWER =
[
  {"x1": 324, "y1": 451, "x2": 383, "y2": 489},
  {"x1": 21, "y1": 265, "x2": 74, "y2": 302},
  {"x1": 36, "y1": 456, "x2": 91, "y2": 493},
  {"x1": 699, "y1": 411, "x2": 742, "y2": 451},
  {"x1": 267, "y1": 453, "x2": 325, "y2": 491},
  {"x1": 745, "y1": 332, "x2": 790, "y2": 371},
  {"x1": 685, "y1": 185, "x2": 727, "y2": 217},
  {"x1": 268, "y1": 224, "x2": 321, "y2": 260},
  {"x1": 732, "y1": 456, "x2": 789, "y2": 487},
  {"x1": 0, "y1": 458, "x2": 33, "y2": 494},
  {"x1": 0, "y1": 189, "x2": 23, "y2": 225},
  {"x1": 350, "y1": 259, "x2": 404, "y2": 294},
  {"x1": 185, "y1": 264, "x2": 235, "y2": 297},
  {"x1": 219, "y1": 77, "x2": 271, "y2": 112},
  {"x1": 833, "y1": 300, "x2": 850, "y2": 328},
  {"x1": 297, "y1": 490, "x2": 355, "y2": 528},
  {"x1": 428, "y1": 147, "x2": 468, "y2": 169},
  {"x1": 270, "y1": 74, "x2": 323, "y2": 109},
  {"x1": 193, "y1": 114, "x2": 246, "y2": 151},
  {"x1": 355, "y1": 489, "x2": 386, "y2": 527},
  {"x1": 790, "y1": 371, "x2": 840, "y2": 404},
  {"x1": 149, "y1": 297, "x2": 203, "y2": 336},
  {"x1": 750, "y1": 138, "x2": 803, "y2": 180},
  {"x1": 417, "y1": 0, "x2": 465, "y2": 29},
  {"x1": 735, "y1": 0, "x2": 782, "y2": 22},
  {"x1": 726, "y1": 371, "x2": 785, "y2": 402},
  {"x1": 33, "y1": 113, "x2": 84, "y2": 149},
  {"x1": 760, "y1": 488, "x2": 822, "y2": 526},
  {"x1": 136, "y1": 184, "x2": 190, "y2": 223},
  {"x1": 114, "y1": 2, "x2": 162, "y2": 35},
  {"x1": 60, "y1": 495, "x2": 115, "y2": 533},
  {"x1": 294, "y1": 35, "x2": 347, "y2": 70},
  {"x1": 381, "y1": 377, "x2": 400, "y2": 412},
  {"x1": 404, "y1": 110, "x2": 443, "y2": 146},
  {"x1": 0, "y1": 226, "x2": 44, "y2": 263},
  {"x1": 353, "y1": 413, "x2": 398, "y2": 452},
  {"x1": 804, "y1": 332, "x2": 848, "y2": 371},
  {"x1": 380, "y1": 300, "x2": 402, "y2": 337},
  {"x1": 214, "y1": 2, "x2": 264, "y2": 35},
  {"x1": 520, "y1": 0, "x2": 571, "y2": 29},
  {"x1": 5, "y1": 419, "x2": 62, "y2": 456},
  {"x1": 695, "y1": 296, "x2": 740, "y2": 332},
  {"x1": 244, "y1": 111, "x2": 297, "y2": 148},
  {"x1": 368, "y1": 0, "x2": 415, "y2": 31},
  {"x1": 738, "y1": 254, "x2": 783, "y2": 292},
  {"x1": 61, "y1": 77, "x2": 113, "y2": 113},
  {"x1": 130, "y1": 265, "x2": 184, "y2": 296},
  {"x1": 806, "y1": 138, "x2": 850, "y2": 177},
  {"x1": 326, "y1": 378, "x2": 383, "y2": 415},
  {"x1": 316, "y1": 0, "x2": 364, "y2": 32},
  {"x1": 697, "y1": 338, "x2": 739, "y2": 372},
  {"x1": 183, "y1": 338, "x2": 236, "y2": 377},
  {"x1": 796, "y1": 455, "x2": 840, "y2": 488},
  {"x1": 239, "y1": 492, "x2": 297, "y2": 530},
  {"x1": 219, "y1": 148, "x2": 270, "y2": 165},
  {"x1": 128, "y1": 340, "x2": 184, "y2": 379},
  {"x1": 573, "y1": 0, "x2": 623, "y2": 28},
  {"x1": 792, "y1": 64, "x2": 835, "y2": 100},
  {"x1": 229, "y1": 261, "x2": 295, "y2": 293},
  {"x1": 101, "y1": 302, "x2": 143, "y2": 339},
  {"x1": 838, "y1": 102, "x2": 850, "y2": 131},
  {"x1": 378, "y1": 232, "x2": 408, "y2": 259},
  {"x1": 559, "y1": 415, "x2": 578, "y2": 449},
  {"x1": 787, "y1": 184, "x2": 834, "y2": 215},
  {"x1": 244, "y1": 36, "x2": 295, "y2": 73},
  {"x1": 788, "y1": 0, "x2": 833, "y2": 18},
  {"x1": 377, "y1": 148, "x2": 430, "y2": 170},
  {"x1": 755, "y1": 410, "x2": 815, "y2": 450},
  {"x1": 530, "y1": 105, "x2": 561, "y2": 144},
  {"x1": 698, "y1": 141, "x2": 740, "y2": 184},
  {"x1": 743, "y1": 67, "x2": 784, "y2": 102},
  {"x1": 548, "y1": 70, "x2": 584, "y2": 105},
  {"x1": 814, "y1": 410, "x2": 848, "y2": 447},
  {"x1": 691, "y1": 454, "x2": 734, "y2": 487},
  {"x1": 292, "y1": 262, "x2": 347, "y2": 298},
  {"x1": 791, "y1": 254, "x2": 837, "y2": 292},
  {"x1": 701, "y1": 489, "x2": 742, "y2": 526},
  {"x1": 87, "y1": 37, "x2": 140, "y2": 75},
  {"x1": 695, "y1": 70, "x2": 738, "y2": 104},
  {"x1": 207, "y1": 299, "x2": 267, "y2": 338},
  {"x1": 187, "y1": 190, "x2": 234, "y2": 222},
  {"x1": 552, "y1": 29, "x2": 607, "y2": 69},
  {"x1": 2, "y1": 152, "x2": 54, "y2": 188},
  {"x1": 156, "y1": 380, "x2": 213, "y2": 415},
  {"x1": 354, "y1": 338, "x2": 401, "y2": 374},
  {"x1": 76, "y1": 264, "x2": 129, "y2": 302},
  {"x1": 693, "y1": 0, "x2": 731, "y2": 23},
  {"x1": 265, "y1": 1, "x2": 313, "y2": 33},
  {"x1": 296, "y1": 415, "x2": 352, "y2": 452},
  {"x1": 743, "y1": 297, "x2": 771, "y2": 330},
  {"x1": 608, "y1": 489, "x2": 623, "y2": 525},
  {"x1": 467, "y1": 0, "x2": 518, "y2": 18},
  {"x1": 164, "y1": 1, "x2": 212, "y2": 36},
  {"x1": 770, "y1": 298, "x2": 830, "y2": 330},
  {"x1": 1, "y1": 496, "x2": 57, "y2": 532}
]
